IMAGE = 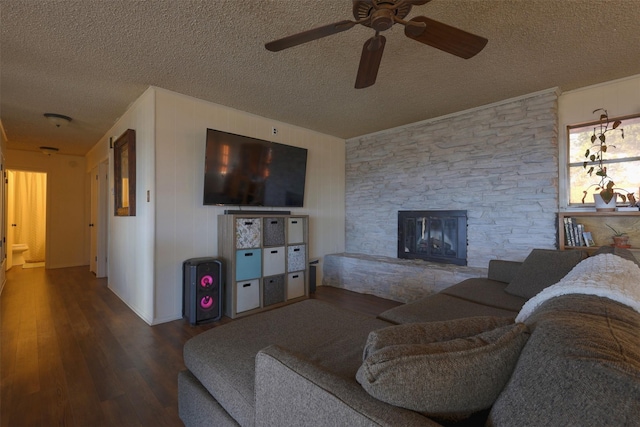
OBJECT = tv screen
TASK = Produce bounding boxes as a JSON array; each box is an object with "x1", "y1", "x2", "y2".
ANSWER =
[{"x1": 203, "y1": 129, "x2": 308, "y2": 207}]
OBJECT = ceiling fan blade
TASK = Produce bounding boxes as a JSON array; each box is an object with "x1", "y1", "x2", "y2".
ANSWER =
[
  {"x1": 265, "y1": 20, "x2": 357, "y2": 52},
  {"x1": 355, "y1": 35, "x2": 386, "y2": 89},
  {"x1": 404, "y1": 16, "x2": 487, "y2": 59}
]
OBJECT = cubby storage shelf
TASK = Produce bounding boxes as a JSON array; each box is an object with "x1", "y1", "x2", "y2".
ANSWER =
[
  {"x1": 557, "y1": 211, "x2": 640, "y2": 254},
  {"x1": 218, "y1": 213, "x2": 309, "y2": 319}
]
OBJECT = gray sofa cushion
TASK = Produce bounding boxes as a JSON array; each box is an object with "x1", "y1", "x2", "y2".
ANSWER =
[
  {"x1": 378, "y1": 293, "x2": 518, "y2": 324},
  {"x1": 441, "y1": 278, "x2": 527, "y2": 312},
  {"x1": 183, "y1": 299, "x2": 392, "y2": 427},
  {"x1": 487, "y1": 260, "x2": 523, "y2": 283},
  {"x1": 504, "y1": 249, "x2": 586, "y2": 299},
  {"x1": 489, "y1": 294, "x2": 640, "y2": 426},
  {"x1": 356, "y1": 319, "x2": 530, "y2": 420}
]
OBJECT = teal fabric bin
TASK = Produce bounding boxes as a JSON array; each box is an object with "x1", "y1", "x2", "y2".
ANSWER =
[{"x1": 236, "y1": 249, "x2": 262, "y2": 281}]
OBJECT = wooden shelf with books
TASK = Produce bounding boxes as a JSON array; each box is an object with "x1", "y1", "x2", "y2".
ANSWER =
[{"x1": 558, "y1": 211, "x2": 640, "y2": 256}]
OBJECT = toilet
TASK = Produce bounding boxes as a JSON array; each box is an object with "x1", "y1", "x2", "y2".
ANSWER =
[{"x1": 12, "y1": 244, "x2": 29, "y2": 266}]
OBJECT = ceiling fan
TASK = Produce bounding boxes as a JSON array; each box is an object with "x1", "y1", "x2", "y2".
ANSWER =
[{"x1": 265, "y1": 0, "x2": 488, "y2": 89}]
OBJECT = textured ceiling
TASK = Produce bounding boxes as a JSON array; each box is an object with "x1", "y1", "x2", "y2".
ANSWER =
[{"x1": 1, "y1": 0, "x2": 639, "y2": 156}]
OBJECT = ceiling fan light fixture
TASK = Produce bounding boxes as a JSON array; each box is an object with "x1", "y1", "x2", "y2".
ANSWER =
[
  {"x1": 44, "y1": 113, "x2": 72, "y2": 127},
  {"x1": 39, "y1": 146, "x2": 60, "y2": 155}
]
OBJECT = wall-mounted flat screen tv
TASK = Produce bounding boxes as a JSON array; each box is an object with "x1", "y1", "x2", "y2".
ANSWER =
[{"x1": 203, "y1": 128, "x2": 308, "y2": 207}]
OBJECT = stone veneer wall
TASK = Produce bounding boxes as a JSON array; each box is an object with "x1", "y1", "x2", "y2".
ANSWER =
[{"x1": 345, "y1": 90, "x2": 559, "y2": 268}]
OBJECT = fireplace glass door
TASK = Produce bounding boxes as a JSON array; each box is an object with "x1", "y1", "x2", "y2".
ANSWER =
[{"x1": 398, "y1": 210, "x2": 467, "y2": 265}]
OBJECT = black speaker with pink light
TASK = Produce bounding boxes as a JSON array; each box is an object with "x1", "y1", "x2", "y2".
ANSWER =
[{"x1": 183, "y1": 257, "x2": 223, "y2": 325}]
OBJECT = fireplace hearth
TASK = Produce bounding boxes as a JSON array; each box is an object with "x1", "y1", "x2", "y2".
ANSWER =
[{"x1": 398, "y1": 210, "x2": 467, "y2": 266}]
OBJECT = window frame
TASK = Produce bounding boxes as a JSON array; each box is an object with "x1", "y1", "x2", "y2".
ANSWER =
[{"x1": 565, "y1": 112, "x2": 640, "y2": 208}]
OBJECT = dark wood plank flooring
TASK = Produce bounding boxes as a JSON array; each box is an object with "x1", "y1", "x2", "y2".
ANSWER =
[{"x1": 1, "y1": 265, "x2": 400, "y2": 426}]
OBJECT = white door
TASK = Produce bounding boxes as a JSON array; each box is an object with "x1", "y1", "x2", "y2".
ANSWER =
[
  {"x1": 90, "y1": 160, "x2": 110, "y2": 277},
  {"x1": 90, "y1": 167, "x2": 98, "y2": 273},
  {"x1": 89, "y1": 161, "x2": 109, "y2": 277},
  {"x1": 96, "y1": 160, "x2": 108, "y2": 278}
]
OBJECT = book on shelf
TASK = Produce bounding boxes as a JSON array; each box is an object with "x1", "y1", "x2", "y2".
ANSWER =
[
  {"x1": 583, "y1": 231, "x2": 596, "y2": 247},
  {"x1": 576, "y1": 223, "x2": 585, "y2": 246},
  {"x1": 563, "y1": 217, "x2": 573, "y2": 246},
  {"x1": 563, "y1": 217, "x2": 588, "y2": 247}
]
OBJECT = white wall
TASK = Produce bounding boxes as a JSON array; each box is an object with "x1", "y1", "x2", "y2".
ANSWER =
[
  {"x1": 153, "y1": 88, "x2": 345, "y2": 324},
  {"x1": 87, "y1": 88, "x2": 157, "y2": 324},
  {"x1": 87, "y1": 87, "x2": 346, "y2": 325},
  {"x1": 558, "y1": 74, "x2": 640, "y2": 208},
  {"x1": 6, "y1": 149, "x2": 87, "y2": 269}
]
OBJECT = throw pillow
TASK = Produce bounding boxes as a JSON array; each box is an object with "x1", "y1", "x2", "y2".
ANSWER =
[
  {"x1": 356, "y1": 319, "x2": 530, "y2": 421},
  {"x1": 504, "y1": 249, "x2": 586, "y2": 299},
  {"x1": 362, "y1": 316, "x2": 515, "y2": 359},
  {"x1": 592, "y1": 245, "x2": 640, "y2": 268}
]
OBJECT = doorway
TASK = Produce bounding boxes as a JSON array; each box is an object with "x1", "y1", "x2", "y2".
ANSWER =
[
  {"x1": 6, "y1": 170, "x2": 47, "y2": 270},
  {"x1": 90, "y1": 160, "x2": 108, "y2": 277}
]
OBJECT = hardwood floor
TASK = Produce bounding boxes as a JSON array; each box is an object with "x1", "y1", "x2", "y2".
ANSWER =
[{"x1": 1, "y1": 265, "x2": 401, "y2": 426}]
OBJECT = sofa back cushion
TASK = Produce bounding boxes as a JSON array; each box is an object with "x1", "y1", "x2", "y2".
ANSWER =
[
  {"x1": 489, "y1": 294, "x2": 640, "y2": 426},
  {"x1": 356, "y1": 317, "x2": 530, "y2": 422},
  {"x1": 487, "y1": 260, "x2": 523, "y2": 283},
  {"x1": 504, "y1": 249, "x2": 586, "y2": 299}
]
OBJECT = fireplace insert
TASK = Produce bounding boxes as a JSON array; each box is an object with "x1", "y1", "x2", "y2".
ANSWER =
[{"x1": 398, "y1": 210, "x2": 467, "y2": 265}]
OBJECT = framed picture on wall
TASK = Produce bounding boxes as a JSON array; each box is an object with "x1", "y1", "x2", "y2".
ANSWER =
[{"x1": 113, "y1": 129, "x2": 136, "y2": 216}]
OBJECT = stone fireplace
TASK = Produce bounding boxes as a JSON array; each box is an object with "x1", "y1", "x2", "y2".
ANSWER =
[
  {"x1": 345, "y1": 90, "x2": 558, "y2": 268},
  {"x1": 398, "y1": 210, "x2": 467, "y2": 266}
]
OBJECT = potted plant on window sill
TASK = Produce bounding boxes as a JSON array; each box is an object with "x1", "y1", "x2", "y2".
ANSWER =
[{"x1": 581, "y1": 109, "x2": 635, "y2": 211}]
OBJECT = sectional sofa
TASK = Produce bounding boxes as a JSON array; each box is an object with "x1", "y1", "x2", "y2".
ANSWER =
[{"x1": 178, "y1": 247, "x2": 640, "y2": 426}]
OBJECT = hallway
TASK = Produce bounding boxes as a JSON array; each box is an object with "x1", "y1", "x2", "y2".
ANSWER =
[{"x1": 0, "y1": 266, "x2": 217, "y2": 426}]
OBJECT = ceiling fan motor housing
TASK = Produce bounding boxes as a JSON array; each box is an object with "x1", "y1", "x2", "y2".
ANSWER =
[
  {"x1": 371, "y1": 9, "x2": 395, "y2": 31},
  {"x1": 353, "y1": 0, "x2": 413, "y2": 30}
]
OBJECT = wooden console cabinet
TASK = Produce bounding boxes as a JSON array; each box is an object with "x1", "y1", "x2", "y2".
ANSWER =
[
  {"x1": 218, "y1": 213, "x2": 309, "y2": 319},
  {"x1": 558, "y1": 211, "x2": 640, "y2": 255}
]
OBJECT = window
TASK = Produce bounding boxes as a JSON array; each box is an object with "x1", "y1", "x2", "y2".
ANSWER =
[{"x1": 567, "y1": 112, "x2": 640, "y2": 205}]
